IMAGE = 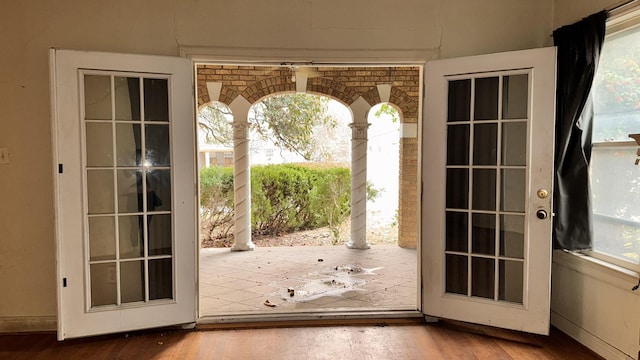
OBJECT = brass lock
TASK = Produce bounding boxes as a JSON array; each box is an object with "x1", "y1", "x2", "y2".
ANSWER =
[{"x1": 537, "y1": 188, "x2": 549, "y2": 199}]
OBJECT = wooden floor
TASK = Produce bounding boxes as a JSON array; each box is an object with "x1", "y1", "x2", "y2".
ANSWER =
[{"x1": 0, "y1": 321, "x2": 602, "y2": 360}]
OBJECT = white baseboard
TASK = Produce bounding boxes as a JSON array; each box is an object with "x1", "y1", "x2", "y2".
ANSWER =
[
  {"x1": 0, "y1": 316, "x2": 57, "y2": 333},
  {"x1": 551, "y1": 311, "x2": 636, "y2": 360}
]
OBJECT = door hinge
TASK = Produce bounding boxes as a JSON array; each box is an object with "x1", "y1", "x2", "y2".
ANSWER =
[
  {"x1": 63, "y1": 278, "x2": 67, "y2": 287},
  {"x1": 58, "y1": 164, "x2": 63, "y2": 174}
]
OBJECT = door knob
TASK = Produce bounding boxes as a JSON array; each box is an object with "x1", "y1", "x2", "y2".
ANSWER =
[{"x1": 536, "y1": 209, "x2": 548, "y2": 220}]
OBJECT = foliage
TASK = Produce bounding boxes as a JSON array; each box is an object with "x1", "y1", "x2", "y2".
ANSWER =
[
  {"x1": 250, "y1": 94, "x2": 338, "y2": 160},
  {"x1": 198, "y1": 103, "x2": 233, "y2": 146},
  {"x1": 199, "y1": 166, "x2": 235, "y2": 239},
  {"x1": 373, "y1": 103, "x2": 400, "y2": 123},
  {"x1": 199, "y1": 164, "x2": 367, "y2": 242}
]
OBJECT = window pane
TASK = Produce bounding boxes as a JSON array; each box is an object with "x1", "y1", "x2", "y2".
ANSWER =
[
  {"x1": 591, "y1": 147, "x2": 640, "y2": 264},
  {"x1": 116, "y1": 123, "x2": 141, "y2": 166},
  {"x1": 446, "y1": 211, "x2": 468, "y2": 252},
  {"x1": 146, "y1": 170, "x2": 172, "y2": 211},
  {"x1": 89, "y1": 216, "x2": 115, "y2": 261},
  {"x1": 149, "y1": 214, "x2": 172, "y2": 256},
  {"x1": 447, "y1": 125, "x2": 469, "y2": 165},
  {"x1": 120, "y1": 261, "x2": 145, "y2": 303},
  {"x1": 87, "y1": 169, "x2": 115, "y2": 214},
  {"x1": 500, "y1": 215, "x2": 525, "y2": 259},
  {"x1": 86, "y1": 122, "x2": 113, "y2": 167},
  {"x1": 471, "y1": 257, "x2": 494, "y2": 299},
  {"x1": 117, "y1": 170, "x2": 143, "y2": 213},
  {"x1": 472, "y1": 169, "x2": 496, "y2": 211},
  {"x1": 472, "y1": 213, "x2": 495, "y2": 255},
  {"x1": 473, "y1": 123, "x2": 497, "y2": 165},
  {"x1": 501, "y1": 169, "x2": 525, "y2": 213},
  {"x1": 145, "y1": 125, "x2": 170, "y2": 166},
  {"x1": 502, "y1": 122, "x2": 527, "y2": 166},
  {"x1": 499, "y1": 260, "x2": 523, "y2": 303},
  {"x1": 446, "y1": 168, "x2": 468, "y2": 209},
  {"x1": 448, "y1": 79, "x2": 471, "y2": 122},
  {"x1": 149, "y1": 259, "x2": 173, "y2": 300},
  {"x1": 119, "y1": 215, "x2": 143, "y2": 259},
  {"x1": 84, "y1": 75, "x2": 111, "y2": 120},
  {"x1": 144, "y1": 78, "x2": 169, "y2": 122},
  {"x1": 90, "y1": 263, "x2": 117, "y2": 307},
  {"x1": 502, "y1": 74, "x2": 528, "y2": 119},
  {"x1": 115, "y1": 77, "x2": 141, "y2": 121},
  {"x1": 445, "y1": 254, "x2": 468, "y2": 295},
  {"x1": 474, "y1": 77, "x2": 498, "y2": 120}
]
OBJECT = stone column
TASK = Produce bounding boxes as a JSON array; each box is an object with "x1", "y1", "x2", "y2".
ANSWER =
[
  {"x1": 229, "y1": 97, "x2": 255, "y2": 251},
  {"x1": 347, "y1": 97, "x2": 372, "y2": 250}
]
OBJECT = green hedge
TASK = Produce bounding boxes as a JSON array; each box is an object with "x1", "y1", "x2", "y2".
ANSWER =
[{"x1": 200, "y1": 164, "x2": 351, "y2": 239}]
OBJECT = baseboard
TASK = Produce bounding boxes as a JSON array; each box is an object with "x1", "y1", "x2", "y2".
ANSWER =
[
  {"x1": 551, "y1": 311, "x2": 636, "y2": 360},
  {"x1": 0, "y1": 316, "x2": 57, "y2": 333}
]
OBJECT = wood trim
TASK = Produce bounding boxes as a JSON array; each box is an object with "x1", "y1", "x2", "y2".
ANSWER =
[{"x1": 0, "y1": 316, "x2": 57, "y2": 334}]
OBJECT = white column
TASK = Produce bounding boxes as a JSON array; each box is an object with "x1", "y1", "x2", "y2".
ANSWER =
[
  {"x1": 347, "y1": 97, "x2": 372, "y2": 250},
  {"x1": 229, "y1": 96, "x2": 255, "y2": 251}
]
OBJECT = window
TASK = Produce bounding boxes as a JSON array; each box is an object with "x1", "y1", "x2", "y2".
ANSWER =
[{"x1": 590, "y1": 11, "x2": 640, "y2": 271}]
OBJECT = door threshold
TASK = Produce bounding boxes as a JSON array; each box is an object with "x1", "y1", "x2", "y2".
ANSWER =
[{"x1": 196, "y1": 310, "x2": 425, "y2": 330}]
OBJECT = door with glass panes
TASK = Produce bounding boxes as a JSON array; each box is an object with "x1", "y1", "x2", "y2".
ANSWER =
[
  {"x1": 422, "y1": 47, "x2": 556, "y2": 335},
  {"x1": 52, "y1": 49, "x2": 195, "y2": 340}
]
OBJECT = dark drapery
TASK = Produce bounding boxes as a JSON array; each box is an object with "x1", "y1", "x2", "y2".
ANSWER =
[{"x1": 552, "y1": 11, "x2": 607, "y2": 250}]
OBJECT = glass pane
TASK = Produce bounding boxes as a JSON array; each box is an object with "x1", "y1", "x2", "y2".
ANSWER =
[
  {"x1": 145, "y1": 125, "x2": 170, "y2": 166},
  {"x1": 86, "y1": 123, "x2": 113, "y2": 167},
  {"x1": 472, "y1": 169, "x2": 496, "y2": 211},
  {"x1": 500, "y1": 215, "x2": 524, "y2": 258},
  {"x1": 84, "y1": 75, "x2": 112, "y2": 120},
  {"x1": 446, "y1": 212, "x2": 468, "y2": 252},
  {"x1": 472, "y1": 213, "x2": 495, "y2": 255},
  {"x1": 120, "y1": 261, "x2": 145, "y2": 303},
  {"x1": 89, "y1": 217, "x2": 115, "y2": 261},
  {"x1": 144, "y1": 78, "x2": 169, "y2": 122},
  {"x1": 149, "y1": 214, "x2": 172, "y2": 256},
  {"x1": 471, "y1": 257, "x2": 494, "y2": 299},
  {"x1": 499, "y1": 260, "x2": 523, "y2": 303},
  {"x1": 147, "y1": 170, "x2": 172, "y2": 211},
  {"x1": 119, "y1": 215, "x2": 143, "y2": 259},
  {"x1": 87, "y1": 169, "x2": 115, "y2": 214},
  {"x1": 149, "y1": 259, "x2": 173, "y2": 300},
  {"x1": 473, "y1": 123, "x2": 497, "y2": 165},
  {"x1": 116, "y1": 123, "x2": 141, "y2": 166},
  {"x1": 502, "y1": 74, "x2": 529, "y2": 119},
  {"x1": 502, "y1": 122, "x2": 527, "y2": 166},
  {"x1": 447, "y1": 125, "x2": 469, "y2": 165},
  {"x1": 446, "y1": 168, "x2": 468, "y2": 209},
  {"x1": 591, "y1": 147, "x2": 640, "y2": 263},
  {"x1": 448, "y1": 79, "x2": 471, "y2": 122},
  {"x1": 117, "y1": 170, "x2": 143, "y2": 213},
  {"x1": 90, "y1": 263, "x2": 117, "y2": 307},
  {"x1": 114, "y1": 77, "x2": 141, "y2": 121},
  {"x1": 474, "y1": 77, "x2": 498, "y2": 120},
  {"x1": 501, "y1": 169, "x2": 526, "y2": 212},
  {"x1": 445, "y1": 254, "x2": 468, "y2": 295}
]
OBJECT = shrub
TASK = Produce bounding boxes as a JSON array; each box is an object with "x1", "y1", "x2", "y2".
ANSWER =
[{"x1": 199, "y1": 164, "x2": 353, "y2": 241}]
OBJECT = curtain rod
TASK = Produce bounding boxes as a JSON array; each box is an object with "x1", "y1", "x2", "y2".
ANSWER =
[{"x1": 607, "y1": 0, "x2": 638, "y2": 15}]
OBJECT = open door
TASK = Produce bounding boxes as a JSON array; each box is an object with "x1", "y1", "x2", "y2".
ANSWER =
[
  {"x1": 51, "y1": 49, "x2": 196, "y2": 339},
  {"x1": 422, "y1": 47, "x2": 556, "y2": 335}
]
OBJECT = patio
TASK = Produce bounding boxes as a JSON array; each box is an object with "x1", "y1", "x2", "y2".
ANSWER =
[{"x1": 199, "y1": 245, "x2": 418, "y2": 316}]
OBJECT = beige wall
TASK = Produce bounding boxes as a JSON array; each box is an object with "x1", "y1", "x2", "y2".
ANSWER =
[{"x1": 0, "y1": 1, "x2": 554, "y2": 323}]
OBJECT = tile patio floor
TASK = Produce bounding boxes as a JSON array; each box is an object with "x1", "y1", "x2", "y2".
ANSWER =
[{"x1": 199, "y1": 245, "x2": 418, "y2": 316}]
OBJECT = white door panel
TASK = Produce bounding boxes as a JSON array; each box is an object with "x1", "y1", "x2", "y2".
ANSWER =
[
  {"x1": 51, "y1": 49, "x2": 196, "y2": 339},
  {"x1": 422, "y1": 47, "x2": 556, "y2": 334}
]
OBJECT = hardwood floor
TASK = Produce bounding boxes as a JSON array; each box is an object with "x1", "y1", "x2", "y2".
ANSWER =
[{"x1": 0, "y1": 321, "x2": 602, "y2": 359}]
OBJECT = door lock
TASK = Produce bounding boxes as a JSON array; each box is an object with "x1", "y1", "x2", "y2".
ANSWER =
[
  {"x1": 537, "y1": 188, "x2": 549, "y2": 199},
  {"x1": 536, "y1": 209, "x2": 548, "y2": 220}
]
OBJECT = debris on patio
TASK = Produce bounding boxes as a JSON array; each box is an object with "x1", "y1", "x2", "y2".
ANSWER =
[
  {"x1": 272, "y1": 264, "x2": 382, "y2": 302},
  {"x1": 263, "y1": 299, "x2": 277, "y2": 307}
]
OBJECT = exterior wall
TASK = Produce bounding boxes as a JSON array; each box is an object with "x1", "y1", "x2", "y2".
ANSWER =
[
  {"x1": 196, "y1": 65, "x2": 420, "y2": 248},
  {"x1": 0, "y1": 0, "x2": 553, "y2": 329}
]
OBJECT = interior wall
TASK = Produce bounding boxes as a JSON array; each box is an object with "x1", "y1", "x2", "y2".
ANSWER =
[
  {"x1": 0, "y1": 0, "x2": 553, "y2": 327},
  {"x1": 552, "y1": 2, "x2": 640, "y2": 359}
]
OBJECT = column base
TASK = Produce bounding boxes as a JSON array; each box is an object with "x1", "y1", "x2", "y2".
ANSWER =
[
  {"x1": 231, "y1": 241, "x2": 255, "y2": 251},
  {"x1": 346, "y1": 240, "x2": 370, "y2": 250}
]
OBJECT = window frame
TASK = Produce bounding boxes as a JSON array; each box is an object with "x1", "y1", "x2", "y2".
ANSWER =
[{"x1": 582, "y1": 7, "x2": 640, "y2": 274}]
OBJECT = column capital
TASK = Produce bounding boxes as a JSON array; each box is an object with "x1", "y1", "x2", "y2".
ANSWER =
[{"x1": 349, "y1": 122, "x2": 371, "y2": 140}]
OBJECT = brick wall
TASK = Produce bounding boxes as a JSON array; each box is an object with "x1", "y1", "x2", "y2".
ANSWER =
[{"x1": 197, "y1": 64, "x2": 420, "y2": 248}]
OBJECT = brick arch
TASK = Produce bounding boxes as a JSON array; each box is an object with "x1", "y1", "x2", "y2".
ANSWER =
[
  {"x1": 240, "y1": 76, "x2": 296, "y2": 104},
  {"x1": 306, "y1": 77, "x2": 361, "y2": 106},
  {"x1": 389, "y1": 87, "x2": 419, "y2": 123}
]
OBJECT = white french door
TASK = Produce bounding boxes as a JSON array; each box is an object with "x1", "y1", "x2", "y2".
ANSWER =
[
  {"x1": 51, "y1": 49, "x2": 196, "y2": 339},
  {"x1": 421, "y1": 47, "x2": 556, "y2": 334}
]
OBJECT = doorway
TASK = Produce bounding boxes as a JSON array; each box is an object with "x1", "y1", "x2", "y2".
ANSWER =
[{"x1": 194, "y1": 64, "x2": 420, "y2": 318}]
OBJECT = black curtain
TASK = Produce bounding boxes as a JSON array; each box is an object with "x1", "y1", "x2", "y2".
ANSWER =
[{"x1": 552, "y1": 11, "x2": 607, "y2": 250}]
